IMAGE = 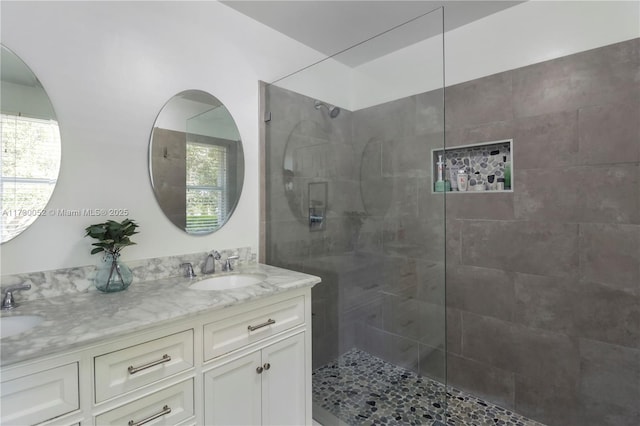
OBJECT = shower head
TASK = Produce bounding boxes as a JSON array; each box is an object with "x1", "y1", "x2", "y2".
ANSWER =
[{"x1": 314, "y1": 100, "x2": 341, "y2": 118}]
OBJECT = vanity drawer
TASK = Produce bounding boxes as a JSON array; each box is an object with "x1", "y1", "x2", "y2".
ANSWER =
[
  {"x1": 1, "y1": 362, "x2": 79, "y2": 425},
  {"x1": 95, "y1": 379, "x2": 194, "y2": 425},
  {"x1": 94, "y1": 329, "x2": 194, "y2": 402},
  {"x1": 204, "y1": 295, "x2": 305, "y2": 361}
]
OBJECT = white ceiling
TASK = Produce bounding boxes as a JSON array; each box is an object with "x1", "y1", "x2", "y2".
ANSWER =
[{"x1": 222, "y1": 0, "x2": 525, "y2": 66}]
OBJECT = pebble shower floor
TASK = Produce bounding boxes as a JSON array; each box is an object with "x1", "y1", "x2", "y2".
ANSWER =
[{"x1": 312, "y1": 349, "x2": 545, "y2": 426}]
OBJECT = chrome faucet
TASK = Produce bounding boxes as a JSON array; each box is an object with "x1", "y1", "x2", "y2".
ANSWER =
[
  {"x1": 180, "y1": 262, "x2": 196, "y2": 278},
  {"x1": 1, "y1": 283, "x2": 31, "y2": 310},
  {"x1": 203, "y1": 251, "x2": 222, "y2": 274},
  {"x1": 222, "y1": 255, "x2": 239, "y2": 272}
]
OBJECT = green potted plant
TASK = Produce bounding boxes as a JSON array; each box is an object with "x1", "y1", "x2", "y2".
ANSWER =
[{"x1": 85, "y1": 219, "x2": 139, "y2": 292}]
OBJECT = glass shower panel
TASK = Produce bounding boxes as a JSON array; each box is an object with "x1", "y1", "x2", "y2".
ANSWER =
[{"x1": 262, "y1": 7, "x2": 445, "y2": 425}]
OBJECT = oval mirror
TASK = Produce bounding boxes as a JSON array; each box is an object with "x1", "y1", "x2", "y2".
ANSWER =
[
  {"x1": 0, "y1": 45, "x2": 61, "y2": 243},
  {"x1": 149, "y1": 90, "x2": 244, "y2": 235},
  {"x1": 283, "y1": 120, "x2": 356, "y2": 224}
]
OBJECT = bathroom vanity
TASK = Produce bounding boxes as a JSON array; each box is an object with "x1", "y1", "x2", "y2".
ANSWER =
[{"x1": 0, "y1": 264, "x2": 319, "y2": 425}]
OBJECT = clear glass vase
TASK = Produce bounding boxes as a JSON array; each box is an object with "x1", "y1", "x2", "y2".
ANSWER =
[{"x1": 94, "y1": 252, "x2": 133, "y2": 292}]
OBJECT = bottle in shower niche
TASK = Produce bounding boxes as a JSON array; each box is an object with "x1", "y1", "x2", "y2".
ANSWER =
[
  {"x1": 503, "y1": 155, "x2": 511, "y2": 190},
  {"x1": 456, "y1": 169, "x2": 468, "y2": 191},
  {"x1": 434, "y1": 154, "x2": 450, "y2": 192}
]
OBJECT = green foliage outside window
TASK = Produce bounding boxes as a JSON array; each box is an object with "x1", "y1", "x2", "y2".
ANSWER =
[{"x1": 185, "y1": 141, "x2": 227, "y2": 232}]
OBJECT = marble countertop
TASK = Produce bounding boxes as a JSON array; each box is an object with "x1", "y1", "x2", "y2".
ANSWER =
[{"x1": 0, "y1": 263, "x2": 320, "y2": 367}]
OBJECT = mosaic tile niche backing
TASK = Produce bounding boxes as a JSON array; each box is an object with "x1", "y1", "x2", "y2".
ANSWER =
[{"x1": 433, "y1": 140, "x2": 512, "y2": 192}]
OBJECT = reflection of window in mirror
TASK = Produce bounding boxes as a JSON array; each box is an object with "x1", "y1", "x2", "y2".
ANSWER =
[
  {"x1": 185, "y1": 136, "x2": 238, "y2": 234},
  {"x1": 0, "y1": 114, "x2": 60, "y2": 241},
  {"x1": 186, "y1": 141, "x2": 227, "y2": 233}
]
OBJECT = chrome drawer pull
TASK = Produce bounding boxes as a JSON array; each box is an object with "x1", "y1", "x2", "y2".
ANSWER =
[
  {"x1": 247, "y1": 318, "x2": 276, "y2": 332},
  {"x1": 128, "y1": 405, "x2": 171, "y2": 426},
  {"x1": 128, "y1": 354, "x2": 171, "y2": 375}
]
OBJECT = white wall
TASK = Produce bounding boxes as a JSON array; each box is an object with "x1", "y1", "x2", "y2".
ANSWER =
[{"x1": 0, "y1": 1, "x2": 325, "y2": 274}]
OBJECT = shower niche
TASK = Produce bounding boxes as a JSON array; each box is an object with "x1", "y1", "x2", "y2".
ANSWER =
[{"x1": 432, "y1": 139, "x2": 513, "y2": 192}]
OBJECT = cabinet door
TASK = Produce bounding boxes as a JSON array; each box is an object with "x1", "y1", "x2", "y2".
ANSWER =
[
  {"x1": 261, "y1": 333, "x2": 306, "y2": 426},
  {"x1": 204, "y1": 351, "x2": 262, "y2": 425}
]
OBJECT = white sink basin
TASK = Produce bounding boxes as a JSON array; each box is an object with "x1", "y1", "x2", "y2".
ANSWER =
[
  {"x1": 189, "y1": 273, "x2": 267, "y2": 291},
  {"x1": 1, "y1": 315, "x2": 44, "y2": 339}
]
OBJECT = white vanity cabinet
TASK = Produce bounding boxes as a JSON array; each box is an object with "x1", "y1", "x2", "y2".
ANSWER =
[
  {"x1": 203, "y1": 332, "x2": 306, "y2": 426},
  {"x1": 91, "y1": 328, "x2": 196, "y2": 426},
  {"x1": 0, "y1": 286, "x2": 313, "y2": 426},
  {"x1": 0, "y1": 360, "x2": 80, "y2": 425},
  {"x1": 202, "y1": 295, "x2": 305, "y2": 360},
  {"x1": 259, "y1": 332, "x2": 306, "y2": 425},
  {"x1": 93, "y1": 329, "x2": 194, "y2": 403},
  {"x1": 94, "y1": 379, "x2": 195, "y2": 426},
  {"x1": 202, "y1": 290, "x2": 310, "y2": 426}
]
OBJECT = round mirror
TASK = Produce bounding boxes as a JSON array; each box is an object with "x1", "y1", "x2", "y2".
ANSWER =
[
  {"x1": 0, "y1": 45, "x2": 61, "y2": 243},
  {"x1": 149, "y1": 90, "x2": 244, "y2": 235},
  {"x1": 283, "y1": 120, "x2": 356, "y2": 224}
]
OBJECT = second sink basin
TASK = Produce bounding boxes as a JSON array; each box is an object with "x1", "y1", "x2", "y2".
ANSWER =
[
  {"x1": 189, "y1": 273, "x2": 267, "y2": 291},
  {"x1": 1, "y1": 315, "x2": 44, "y2": 339}
]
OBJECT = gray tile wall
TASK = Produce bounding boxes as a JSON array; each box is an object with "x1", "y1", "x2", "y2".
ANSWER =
[
  {"x1": 264, "y1": 85, "x2": 361, "y2": 368},
  {"x1": 150, "y1": 128, "x2": 187, "y2": 229},
  {"x1": 445, "y1": 38, "x2": 640, "y2": 426},
  {"x1": 263, "y1": 85, "x2": 447, "y2": 376},
  {"x1": 351, "y1": 91, "x2": 447, "y2": 379},
  {"x1": 264, "y1": 38, "x2": 639, "y2": 426}
]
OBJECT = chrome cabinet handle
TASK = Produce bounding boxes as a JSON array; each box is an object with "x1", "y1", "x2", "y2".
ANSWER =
[
  {"x1": 128, "y1": 354, "x2": 171, "y2": 375},
  {"x1": 256, "y1": 366, "x2": 264, "y2": 374},
  {"x1": 128, "y1": 405, "x2": 171, "y2": 426},
  {"x1": 263, "y1": 362, "x2": 271, "y2": 370},
  {"x1": 247, "y1": 318, "x2": 275, "y2": 332}
]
